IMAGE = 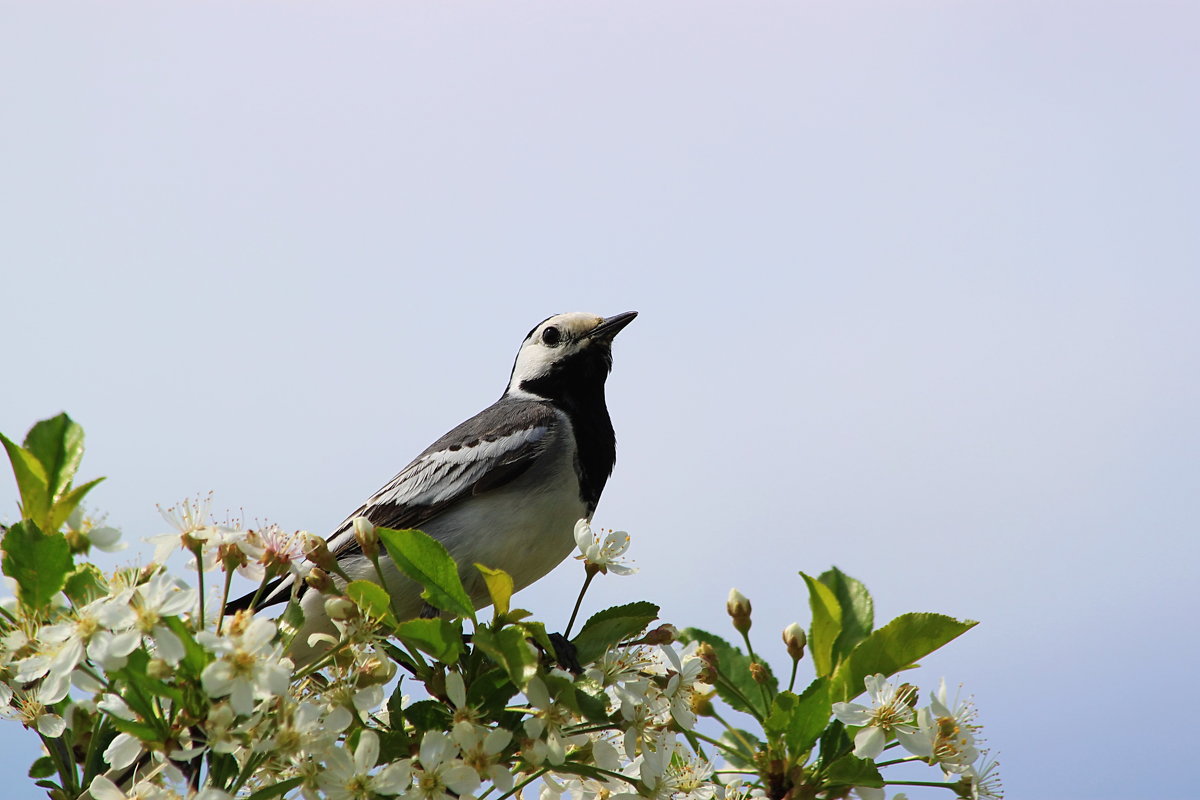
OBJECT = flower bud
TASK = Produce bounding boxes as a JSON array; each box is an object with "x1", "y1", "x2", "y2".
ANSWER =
[
  {"x1": 304, "y1": 533, "x2": 340, "y2": 572},
  {"x1": 783, "y1": 623, "x2": 807, "y2": 661},
  {"x1": 749, "y1": 662, "x2": 770, "y2": 685},
  {"x1": 726, "y1": 588, "x2": 752, "y2": 634},
  {"x1": 324, "y1": 596, "x2": 359, "y2": 621},
  {"x1": 305, "y1": 567, "x2": 335, "y2": 594},
  {"x1": 352, "y1": 517, "x2": 378, "y2": 560},
  {"x1": 696, "y1": 641, "x2": 720, "y2": 683},
  {"x1": 147, "y1": 658, "x2": 172, "y2": 680},
  {"x1": 640, "y1": 624, "x2": 679, "y2": 646},
  {"x1": 357, "y1": 656, "x2": 397, "y2": 687},
  {"x1": 692, "y1": 689, "x2": 717, "y2": 718}
]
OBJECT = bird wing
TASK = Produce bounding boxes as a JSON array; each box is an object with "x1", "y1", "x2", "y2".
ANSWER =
[
  {"x1": 229, "y1": 399, "x2": 560, "y2": 611},
  {"x1": 327, "y1": 399, "x2": 561, "y2": 557}
]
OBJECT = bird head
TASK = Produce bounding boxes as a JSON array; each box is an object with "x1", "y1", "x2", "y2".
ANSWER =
[{"x1": 506, "y1": 311, "x2": 637, "y2": 401}]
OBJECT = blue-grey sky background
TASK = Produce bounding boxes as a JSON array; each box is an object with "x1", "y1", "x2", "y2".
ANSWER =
[{"x1": 2, "y1": 2, "x2": 1198, "y2": 798}]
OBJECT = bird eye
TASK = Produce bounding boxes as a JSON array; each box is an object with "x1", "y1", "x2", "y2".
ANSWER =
[{"x1": 541, "y1": 326, "x2": 562, "y2": 346}]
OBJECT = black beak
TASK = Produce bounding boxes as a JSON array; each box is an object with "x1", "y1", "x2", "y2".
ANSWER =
[{"x1": 588, "y1": 311, "x2": 638, "y2": 341}]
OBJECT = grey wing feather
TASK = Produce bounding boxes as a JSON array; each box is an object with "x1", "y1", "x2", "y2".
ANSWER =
[
  {"x1": 243, "y1": 400, "x2": 560, "y2": 610},
  {"x1": 326, "y1": 399, "x2": 560, "y2": 557}
]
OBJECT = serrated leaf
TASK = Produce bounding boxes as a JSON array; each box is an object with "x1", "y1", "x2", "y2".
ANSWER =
[
  {"x1": 2, "y1": 520, "x2": 72, "y2": 610},
  {"x1": 395, "y1": 617, "x2": 464, "y2": 664},
  {"x1": 473, "y1": 625, "x2": 537, "y2": 689},
  {"x1": 28, "y1": 756, "x2": 55, "y2": 779},
  {"x1": 63, "y1": 563, "x2": 109, "y2": 605},
  {"x1": 572, "y1": 601, "x2": 659, "y2": 665},
  {"x1": 1, "y1": 433, "x2": 50, "y2": 525},
  {"x1": 107, "y1": 715, "x2": 161, "y2": 742},
  {"x1": 802, "y1": 572, "x2": 843, "y2": 678},
  {"x1": 164, "y1": 616, "x2": 210, "y2": 676},
  {"x1": 822, "y1": 754, "x2": 883, "y2": 788},
  {"x1": 404, "y1": 699, "x2": 452, "y2": 732},
  {"x1": 379, "y1": 528, "x2": 475, "y2": 621},
  {"x1": 764, "y1": 678, "x2": 831, "y2": 758},
  {"x1": 466, "y1": 667, "x2": 518, "y2": 715},
  {"x1": 819, "y1": 567, "x2": 873, "y2": 666},
  {"x1": 376, "y1": 729, "x2": 412, "y2": 764},
  {"x1": 23, "y1": 413, "x2": 84, "y2": 504},
  {"x1": 347, "y1": 580, "x2": 399, "y2": 628},
  {"x1": 718, "y1": 728, "x2": 761, "y2": 769},
  {"x1": 828, "y1": 613, "x2": 978, "y2": 703},
  {"x1": 817, "y1": 720, "x2": 853, "y2": 767},
  {"x1": 475, "y1": 563, "x2": 513, "y2": 617},
  {"x1": 680, "y1": 628, "x2": 776, "y2": 719},
  {"x1": 115, "y1": 649, "x2": 185, "y2": 705},
  {"x1": 47, "y1": 476, "x2": 105, "y2": 532},
  {"x1": 516, "y1": 620, "x2": 555, "y2": 656}
]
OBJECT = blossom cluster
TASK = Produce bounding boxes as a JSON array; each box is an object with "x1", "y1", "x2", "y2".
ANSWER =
[{"x1": 0, "y1": 414, "x2": 1000, "y2": 800}]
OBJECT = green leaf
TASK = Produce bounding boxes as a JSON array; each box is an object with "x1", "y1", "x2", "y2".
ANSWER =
[
  {"x1": 466, "y1": 667, "x2": 519, "y2": 716},
  {"x1": 1, "y1": 520, "x2": 72, "y2": 610},
  {"x1": 247, "y1": 777, "x2": 305, "y2": 800},
  {"x1": 347, "y1": 579, "x2": 399, "y2": 628},
  {"x1": 378, "y1": 528, "x2": 475, "y2": 621},
  {"x1": 28, "y1": 756, "x2": 55, "y2": 779},
  {"x1": 819, "y1": 567, "x2": 873, "y2": 665},
  {"x1": 376, "y1": 729, "x2": 412, "y2": 764},
  {"x1": 822, "y1": 754, "x2": 883, "y2": 789},
  {"x1": 764, "y1": 678, "x2": 832, "y2": 758},
  {"x1": 680, "y1": 628, "x2": 776, "y2": 719},
  {"x1": 164, "y1": 616, "x2": 210, "y2": 676},
  {"x1": 801, "y1": 572, "x2": 843, "y2": 678},
  {"x1": 828, "y1": 613, "x2": 978, "y2": 703},
  {"x1": 23, "y1": 413, "x2": 84, "y2": 503},
  {"x1": 718, "y1": 728, "x2": 761, "y2": 770},
  {"x1": 473, "y1": 625, "x2": 538, "y2": 690},
  {"x1": 817, "y1": 720, "x2": 853, "y2": 768},
  {"x1": 572, "y1": 601, "x2": 659, "y2": 665},
  {"x1": 1, "y1": 433, "x2": 50, "y2": 525},
  {"x1": 474, "y1": 563, "x2": 513, "y2": 617},
  {"x1": 107, "y1": 715, "x2": 161, "y2": 742},
  {"x1": 516, "y1": 619, "x2": 556, "y2": 657},
  {"x1": 62, "y1": 563, "x2": 109, "y2": 606},
  {"x1": 278, "y1": 597, "x2": 306, "y2": 641},
  {"x1": 395, "y1": 617, "x2": 464, "y2": 664},
  {"x1": 47, "y1": 477, "x2": 105, "y2": 533},
  {"x1": 404, "y1": 699, "x2": 453, "y2": 732},
  {"x1": 387, "y1": 679, "x2": 408, "y2": 726}
]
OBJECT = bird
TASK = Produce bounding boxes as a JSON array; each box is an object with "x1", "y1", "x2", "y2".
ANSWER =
[{"x1": 228, "y1": 311, "x2": 636, "y2": 662}]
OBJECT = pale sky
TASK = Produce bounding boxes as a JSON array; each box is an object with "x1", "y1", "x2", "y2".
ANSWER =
[{"x1": 2, "y1": 3, "x2": 1198, "y2": 798}]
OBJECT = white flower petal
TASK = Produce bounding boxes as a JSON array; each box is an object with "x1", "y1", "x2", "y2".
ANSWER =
[
  {"x1": 36, "y1": 713, "x2": 66, "y2": 738},
  {"x1": 104, "y1": 732, "x2": 142, "y2": 769},
  {"x1": 853, "y1": 725, "x2": 887, "y2": 760}
]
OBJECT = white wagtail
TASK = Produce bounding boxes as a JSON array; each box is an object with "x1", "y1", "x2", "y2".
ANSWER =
[{"x1": 230, "y1": 311, "x2": 636, "y2": 660}]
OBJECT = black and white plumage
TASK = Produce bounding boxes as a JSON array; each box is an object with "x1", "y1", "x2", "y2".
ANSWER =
[{"x1": 232, "y1": 311, "x2": 636, "y2": 661}]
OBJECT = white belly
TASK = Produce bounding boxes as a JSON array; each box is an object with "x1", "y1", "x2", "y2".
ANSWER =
[{"x1": 289, "y1": 419, "x2": 586, "y2": 664}]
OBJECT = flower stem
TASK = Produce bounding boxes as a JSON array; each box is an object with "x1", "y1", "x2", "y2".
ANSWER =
[
  {"x1": 564, "y1": 568, "x2": 597, "y2": 638},
  {"x1": 217, "y1": 567, "x2": 235, "y2": 633},
  {"x1": 787, "y1": 659, "x2": 799, "y2": 693},
  {"x1": 493, "y1": 768, "x2": 549, "y2": 800},
  {"x1": 876, "y1": 756, "x2": 925, "y2": 768},
  {"x1": 191, "y1": 544, "x2": 206, "y2": 626},
  {"x1": 711, "y1": 709, "x2": 760, "y2": 754},
  {"x1": 714, "y1": 674, "x2": 765, "y2": 723},
  {"x1": 739, "y1": 630, "x2": 774, "y2": 712}
]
